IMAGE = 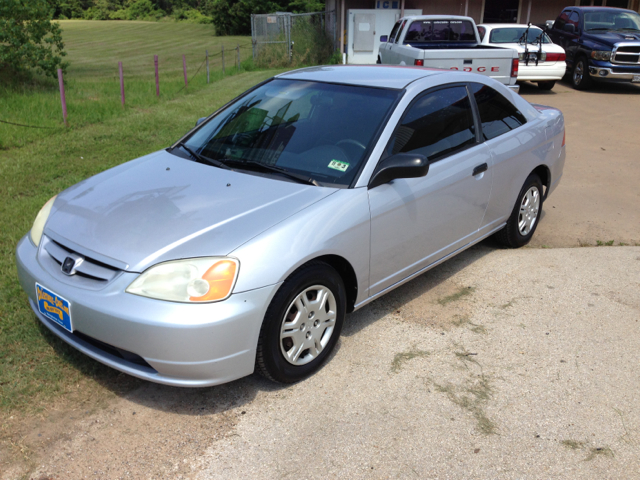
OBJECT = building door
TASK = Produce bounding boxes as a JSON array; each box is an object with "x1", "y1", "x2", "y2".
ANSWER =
[
  {"x1": 482, "y1": 0, "x2": 519, "y2": 23},
  {"x1": 353, "y1": 13, "x2": 376, "y2": 52}
]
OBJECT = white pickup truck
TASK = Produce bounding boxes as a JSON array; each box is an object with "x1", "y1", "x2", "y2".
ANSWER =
[{"x1": 378, "y1": 15, "x2": 520, "y2": 90}]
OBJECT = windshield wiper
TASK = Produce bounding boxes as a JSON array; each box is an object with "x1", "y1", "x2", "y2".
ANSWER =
[
  {"x1": 617, "y1": 27, "x2": 640, "y2": 31},
  {"x1": 587, "y1": 27, "x2": 612, "y2": 31},
  {"x1": 223, "y1": 159, "x2": 319, "y2": 186},
  {"x1": 174, "y1": 142, "x2": 231, "y2": 170}
]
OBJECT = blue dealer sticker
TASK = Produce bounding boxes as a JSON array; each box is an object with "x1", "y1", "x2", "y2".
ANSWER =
[{"x1": 36, "y1": 283, "x2": 72, "y2": 332}]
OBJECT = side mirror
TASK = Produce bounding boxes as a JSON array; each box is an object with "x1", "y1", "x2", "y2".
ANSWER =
[
  {"x1": 196, "y1": 117, "x2": 207, "y2": 126},
  {"x1": 563, "y1": 24, "x2": 576, "y2": 34},
  {"x1": 368, "y1": 153, "x2": 429, "y2": 189},
  {"x1": 380, "y1": 35, "x2": 388, "y2": 43}
]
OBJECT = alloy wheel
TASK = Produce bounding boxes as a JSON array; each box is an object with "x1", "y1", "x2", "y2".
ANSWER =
[
  {"x1": 279, "y1": 285, "x2": 337, "y2": 366},
  {"x1": 518, "y1": 186, "x2": 540, "y2": 236}
]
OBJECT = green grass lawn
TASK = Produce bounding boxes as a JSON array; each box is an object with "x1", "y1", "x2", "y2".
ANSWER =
[
  {"x1": 0, "y1": 20, "x2": 287, "y2": 413},
  {"x1": 0, "y1": 20, "x2": 253, "y2": 150},
  {"x1": 0, "y1": 69, "x2": 287, "y2": 413}
]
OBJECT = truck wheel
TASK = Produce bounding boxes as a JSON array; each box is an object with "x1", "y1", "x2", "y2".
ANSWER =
[
  {"x1": 571, "y1": 57, "x2": 593, "y2": 90},
  {"x1": 537, "y1": 81, "x2": 555, "y2": 90},
  {"x1": 376, "y1": 56, "x2": 381, "y2": 64}
]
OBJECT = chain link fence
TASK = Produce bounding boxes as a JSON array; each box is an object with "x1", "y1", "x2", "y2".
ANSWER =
[{"x1": 251, "y1": 11, "x2": 337, "y2": 67}]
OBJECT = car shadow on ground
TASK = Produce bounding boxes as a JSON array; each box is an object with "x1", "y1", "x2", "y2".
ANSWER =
[
  {"x1": 517, "y1": 81, "x2": 558, "y2": 96},
  {"x1": 37, "y1": 237, "x2": 502, "y2": 417}
]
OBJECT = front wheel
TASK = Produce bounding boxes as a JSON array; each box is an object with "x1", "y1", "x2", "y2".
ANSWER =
[
  {"x1": 537, "y1": 81, "x2": 556, "y2": 90},
  {"x1": 494, "y1": 174, "x2": 544, "y2": 248},
  {"x1": 571, "y1": 57, "x2": 593, "y2": 90},
  {"x1": 255, "y1": 262, "x2": 346, "y2": 383}
]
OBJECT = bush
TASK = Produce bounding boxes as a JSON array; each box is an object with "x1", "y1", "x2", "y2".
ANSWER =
[
  {"x1": 255, "y1": 14, "x2": 334, "y2": 68},
  {"x1": 205, "y1": 0, "x2": 287, "y2": 36},
  {"x1": 0, "y1": 0, "x2": 68, "y2": 79},
  {"x1": 170, "y1": 7, "x2": 212, "y2": 24}
]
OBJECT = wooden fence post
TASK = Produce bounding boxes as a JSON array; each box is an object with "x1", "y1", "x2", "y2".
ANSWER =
[
  {"x1": 206, "y1": 50, "x2": 209, "y2": 83},
  {"x1": 222, "y1": 45, "x2": 225, "y2": 75},
  {"x1": 182, "y1": 55, "x2": 188, "y2": 88},
  {"x1": 57, "y1": 69, "x2": 67, "y2": 126},
  {"x1": 237, "y1": 44, "x2": 240, "y2": 72},
  {"x1": 119, "y1": 61, "x2": 125, "y2": 107},
  {"x1": 154, "y1": 55, "x2": 160, "y2": 97}
]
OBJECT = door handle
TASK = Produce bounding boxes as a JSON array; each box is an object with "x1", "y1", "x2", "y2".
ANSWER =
[{"x1": 472, "y1": 163, "x2": 488, "y2": 176}]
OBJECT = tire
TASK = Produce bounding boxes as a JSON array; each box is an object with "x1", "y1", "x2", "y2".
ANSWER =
[
  {"x1": 494, "y1": 174, "x2": 544, "y2": 248},
  {"x1": 571, "y1": 56, "x2": 593, "y2": 90},
  {"x1": 376, "y1": 56, "x2": 382, "y2": 64},
  {"x1": 255, "y1": 262, "x2": 346, "y2": 383},
  {"x1": 537, "y1": 81, "x2": 556, "y2": 90}
]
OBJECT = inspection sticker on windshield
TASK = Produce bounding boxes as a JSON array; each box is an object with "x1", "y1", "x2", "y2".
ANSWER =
[
  {"x1": 36, "y1": 283, "x2": 72, "y2": 332},
  {"x1": 328, "y1": 160, "x2": 349, "y2": 172}
]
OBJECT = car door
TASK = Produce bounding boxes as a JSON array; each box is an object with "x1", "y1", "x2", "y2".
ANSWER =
[
  {"x1": 367, "y1": 85, "x2": 493, "y2": 296},
  {"x1": 552, "y1": 10, "x2": 580, "y2": 65},
  {"x1": 381, "y1": 20, "x2": 402, "y2": 63}
]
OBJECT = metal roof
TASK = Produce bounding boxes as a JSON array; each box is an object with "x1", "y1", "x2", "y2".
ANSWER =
[{"x1": 276, "y1": 65, "x2": 444, "y2": 90}]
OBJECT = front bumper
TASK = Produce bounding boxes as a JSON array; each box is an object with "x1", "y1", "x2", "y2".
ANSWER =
[
  {"x1": 16, "y1": 235, "x2": 280, "y2": 387},
  {"x1": 588, "y1": 63, "x2": 640, "y2": 82}
]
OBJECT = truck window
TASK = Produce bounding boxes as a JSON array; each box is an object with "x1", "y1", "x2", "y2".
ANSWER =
[
  {"x1": 387, "y1": 86, "x2": 476, "y2": 162},
  {"x1": 554, "y1": 11, "x2": 571, "y2": 31},
  {"x1": 395, "y1": 20, "x2": 408, "y2": 43},
  {"x1": 469, "y1": 83, "x2": 526, "y2": 141},
  {"x1": 388, "y1": 21, "x2": 402, "y2": 43},
  {"x1": 568, "y1": 11, "x2": 580, "y2": 27},
  {"x1": 404, "y1": 20, "x2": 476, "y2": 43}
]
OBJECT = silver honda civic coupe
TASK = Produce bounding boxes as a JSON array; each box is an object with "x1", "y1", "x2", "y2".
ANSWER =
[{"x1": 16, "y1": 66, "x2": 565, "y2": 386}]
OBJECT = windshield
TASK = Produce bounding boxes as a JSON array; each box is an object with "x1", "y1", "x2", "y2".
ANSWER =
[
  {"x1": 489, "y1": 27, "x2": 551, "y2": 44},
  {"x1": 180, "y1": 79, "x2": 400, "y2": 186},
  {"x1": 585, "y1": 10, "x2": 640, "y2": 32}
]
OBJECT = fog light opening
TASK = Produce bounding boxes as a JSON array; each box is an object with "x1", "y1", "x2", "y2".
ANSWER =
[{"x1": 598, "y1": 70, "x2": 609, "y2": 77}]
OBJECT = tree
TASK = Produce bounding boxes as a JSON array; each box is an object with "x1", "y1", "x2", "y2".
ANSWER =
[
  {"x1": 0, "y1": 0, "x2": 67, "y2": 79},
  {"x1": 205, "y1": 0, "x2": 287, "y2": 35}
]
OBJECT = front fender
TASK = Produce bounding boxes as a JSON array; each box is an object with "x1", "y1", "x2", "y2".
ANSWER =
[{"x1": 230, "y1": 188, "x2": 371, "y2": 305}]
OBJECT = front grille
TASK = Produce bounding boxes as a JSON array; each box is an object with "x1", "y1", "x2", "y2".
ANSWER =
[
  {"x1": 39, "y1": 235, "x2": 123, "y2": 289},
  {"x1": 612, "y1": 45, "x2": 640, "y2": 64}
]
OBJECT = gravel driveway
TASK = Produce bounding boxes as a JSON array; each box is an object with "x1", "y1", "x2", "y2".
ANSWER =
[
  {"x1": 6, "y1": 80, "x2": 640, "y2": 480},
  {"x1": 20, "y1": 245, "x2": 640, "y2": 479}
]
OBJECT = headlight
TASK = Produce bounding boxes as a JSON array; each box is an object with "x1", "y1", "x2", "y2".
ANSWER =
[
  {"x1": 591, "y1": 51, "x2": 612, "y2": 61},
  {"x1": 126, "y1": 257, "x2": 239, "y2": 303},
  {"x1": 30, "y1": 195, "x2": 57, "y2": 246}
]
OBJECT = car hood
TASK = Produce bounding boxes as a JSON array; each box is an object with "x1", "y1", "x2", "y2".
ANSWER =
[
  {"x1": 583, "y1": 31, "x2": 640, "y2": 47},
  {"x1": 45, "y1": 150, "x2": 337, "y2": 272}
]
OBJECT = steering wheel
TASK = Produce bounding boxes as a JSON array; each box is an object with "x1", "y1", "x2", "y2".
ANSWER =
[{"x1": 336, "y1": 139, "x2": 367, "y2": 151}]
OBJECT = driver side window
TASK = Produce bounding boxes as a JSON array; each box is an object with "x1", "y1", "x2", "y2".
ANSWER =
[{"x1": 386, "y1": 86, "x2": 477, "y2": 162}]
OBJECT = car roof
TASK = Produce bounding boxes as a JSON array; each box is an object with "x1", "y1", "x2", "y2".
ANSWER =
[
  {"x1": 479, "y1": 24, "x2": 543, "y2": 29},
  {"x1": 567, "y1": 6, "x2": 637, "y2": 12},
  {"x1": 276, "y1": 65, "x2": 444, "y2": 90}
]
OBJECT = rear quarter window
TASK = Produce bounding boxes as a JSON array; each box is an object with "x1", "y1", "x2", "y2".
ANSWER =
[{"x1": 469, "y1": 83, "x2": 526, "y2": 141}]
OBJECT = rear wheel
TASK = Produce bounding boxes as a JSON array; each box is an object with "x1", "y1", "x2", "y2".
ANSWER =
[
  {"x1": 376, "y1": 56, "x2": 382, "y2": 64},
  {"x1": 255, "y1": 262, "x2": 346, "y2": 383},
  {"x1": 537, "y1": 81, "x2": 556, "y2": 90},
  {"x1": 571, "y1": 57, "x2": 593, "y2": 90},
  {"x1": 494, "y1": 174, "x2": 543, "y2": 248}
]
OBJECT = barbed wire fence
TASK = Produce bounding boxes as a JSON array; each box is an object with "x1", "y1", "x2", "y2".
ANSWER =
[{"x1": 1, "y1": 43, "x2": 254, "y2": 130}]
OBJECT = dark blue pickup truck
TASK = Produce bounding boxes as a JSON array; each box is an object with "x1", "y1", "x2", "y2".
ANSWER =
[{"x1": 548, "y1": 6, "x2": 640, "y2": 89}]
